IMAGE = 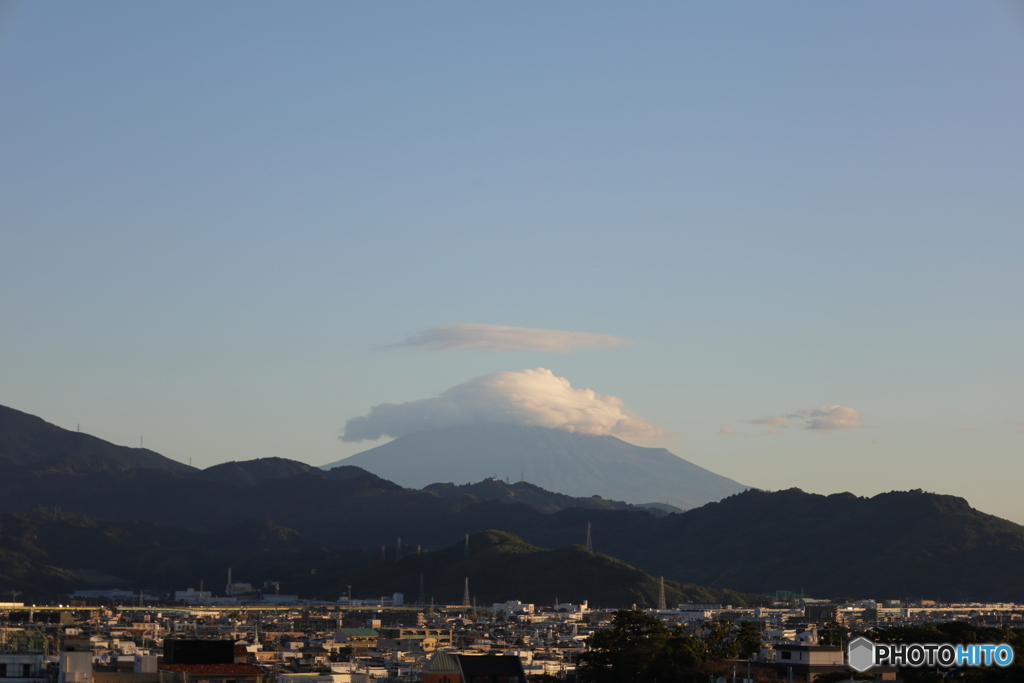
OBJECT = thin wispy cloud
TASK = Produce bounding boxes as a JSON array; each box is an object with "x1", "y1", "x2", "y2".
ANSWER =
[
  {"x1": 792, "y1": 405, "x2": 866, "y2": 430},
  {"x1": 718, "y1": 427, "x2": 739, "y2": 435},
  {"x1": 341, "y1": 368, "x2": 663, "y2": 442},
  {"x1": 746, "y1": 405, "x2": 867, "y2": 432},
  {"x1": 749, "y1": 417, "x2": 790, "y2": 428},
  {"x1": 387, "y1": 324, "x2": 634, "y2": 354}
]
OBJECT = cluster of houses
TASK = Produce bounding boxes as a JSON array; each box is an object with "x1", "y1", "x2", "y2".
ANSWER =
[{"x1": 0, "y1": 596, "x2": 1021, "y2": 682}]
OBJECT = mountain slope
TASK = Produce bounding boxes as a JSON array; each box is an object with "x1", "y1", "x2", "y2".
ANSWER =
[
  {"x1": 0, "y1": 512, "x2": 764, "y2": 608},
  {"x1": 423, "y1": 478, "x2": 669, "y2": 515},
  {"x1": 325, "y1": 424, "x2": 747, "y2": 510},
  {"x1": 0, "y1": 405, "x2": 194, "y2": 473},
  {"x1": 196, "y1": 457, "x2": 325, "y2": 486},
  {"x1": 4, "y1": 407, "x2": 1024, "y2": 602},
  {"x1": 0, "y1": 509, "x2": 379, "y2": 599},
  {"x1": 506, "y1": 488, "x2": 1024, "y2": 602},
  {"x1": 308, "y1": 530, "x2": 764, "y2": 608}
]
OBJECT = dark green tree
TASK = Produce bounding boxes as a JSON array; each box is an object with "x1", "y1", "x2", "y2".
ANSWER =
[
  {"x1": 648, "y1": 631, "x2": 706, "y2": 680},
  {"x1": 578, "y1": 610, "x2": 707, "y2": 683},
  {"x1": 702, "y1": 619, "x2": 740, "y2": 659},
  {"x1": 819, "y1": 621, "x2": 848, "y2": 647},
  {"x1": 735, "y1": 621, "x2": 763, "y2": 658}
]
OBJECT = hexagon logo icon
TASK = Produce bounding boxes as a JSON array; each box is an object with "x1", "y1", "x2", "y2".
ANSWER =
[{"x1": 847, "y1": 636, "x2": 875, "y2": 672}]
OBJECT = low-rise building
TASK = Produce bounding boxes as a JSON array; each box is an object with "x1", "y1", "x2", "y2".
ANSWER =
[{"x1": 378, "y1": 628, "x2": 452, "y2": 653}]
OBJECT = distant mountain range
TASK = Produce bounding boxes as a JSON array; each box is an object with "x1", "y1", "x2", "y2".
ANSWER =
[
  {"x1": 324, "y1": 530, "x2": 760, "y2": 608},
  {"x1": 324, "y1": 424, "x2": 747, "y2": 510},
  {"x1": 2, "y1": 404, "x2": 1024, "y2": 603},
  {"x1": 423, "y1": 478, "x2": 680, "y2": 515},
  {"x1": 0, "y1": 511, "x2": 761, "y2": 608},
  {"x1": 0, "y1": 405, "x2": 194, "y2": 473}
]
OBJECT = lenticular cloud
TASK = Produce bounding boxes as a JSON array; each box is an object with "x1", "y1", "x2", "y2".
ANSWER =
[
  {"x1": 341, "y1": 368, "x2": 663, "y2": 442},
  {"x1": 389, "y1": 324, "x2": 633, "y2": 354}
]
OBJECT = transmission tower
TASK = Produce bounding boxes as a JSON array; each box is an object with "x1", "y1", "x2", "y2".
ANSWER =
[
  {"x1": 657, "y1": 576, "x2": 666, "y2": 611},
  {"x1": 464, "y1": 533, "x2": 469, "y2": 558},
  {"x1": 462, "y1": 577, "x2": 470, "y2": 607},
  {"x1": 585, "y1": 522, "x2": 593, "y2": 553},
  {"x1": 395, "y1": 537, "x2": 402, "y2": 562},
  {"x1": 417, "y1": 573, "x2": 426, "y2": 606}
]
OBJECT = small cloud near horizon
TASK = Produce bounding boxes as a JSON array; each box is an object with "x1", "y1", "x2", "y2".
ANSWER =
[
  {"x1": 791, "y1": 405, "x2": 866, "y2": 430},
  {"x1": 341, "y1": 368, "x2": 663, "y2": 442},
  {"x1": 1004, "y1": 420, "x2": 1024, "y2": 433},
  {"x1": 718, "y1": 427, "x2": 738, "y2": 435},
  {"x1": 385, "y1": 323, "x2": 634, "y2": 354},
  {"x1": 749, "y1": 416, "x2": 789, "y2": 428},
  {"x1": 749, "y1": 405, "x2": 866, "y2": 431}
]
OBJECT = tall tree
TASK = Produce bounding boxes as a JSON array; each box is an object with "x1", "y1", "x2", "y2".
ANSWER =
[{"x1": 578, "y1": 610, "x2": 706, "y2": 683}]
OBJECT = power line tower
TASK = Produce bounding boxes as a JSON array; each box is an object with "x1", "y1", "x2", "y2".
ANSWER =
[
  {"x1": 657, "y1": 576, "x2": 666, "y2": 611},
  {"x1": 462, "y1": 578, "x2": 470, "y2": 607},
  {"x1": 381, "y1": 543, "x2": 386, "y2": 561},
  {"x1": 464, "y1": 533, "x2": 469, "y2": 558},
  {"x1": 585, "y1": 522, "x2": 593, "y2": 553},
  {"x1": 395, "y1": 537, "x2": 402, "y2": 562},
  {"x1": 417, "y1": 573, "x2": 426, "y2": 606}
]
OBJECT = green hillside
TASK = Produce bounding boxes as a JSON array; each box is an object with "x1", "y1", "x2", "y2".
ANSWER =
[
  {"x1": 287, "y1": 530, "x2": 765, "y2": 608},
  {"x1": 0, "y1": 512, "x2": 761, "y2": 607},
  {"x1": 423, "y1": 478, "x2": 663, "y2": 515},
  {"x1": 511, "y1": 488, "x2": 1024, "y2": 602},
  {"x1": 4, "y1": 405, "x2": 1024, "y2": 602}
]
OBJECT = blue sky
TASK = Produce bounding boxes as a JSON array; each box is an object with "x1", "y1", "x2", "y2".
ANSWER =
[{"x1": 2, "y1": 2, "x2": 1023, "y2": 520}]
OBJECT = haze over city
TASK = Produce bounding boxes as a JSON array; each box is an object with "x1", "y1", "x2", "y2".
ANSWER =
[{"x1": 2, "y1": 2, "x2": 1023, "y2": 522}]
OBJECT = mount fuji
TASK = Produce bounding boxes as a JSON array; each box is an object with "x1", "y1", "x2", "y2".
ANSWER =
[{"x1": 323, "y1": 424, "x2": 747, "y2": 510}]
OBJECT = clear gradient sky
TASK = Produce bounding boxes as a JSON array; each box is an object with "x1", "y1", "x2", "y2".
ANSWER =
[{"x1": 2, "y1": 3, "x2": 1023, "y2": 520}]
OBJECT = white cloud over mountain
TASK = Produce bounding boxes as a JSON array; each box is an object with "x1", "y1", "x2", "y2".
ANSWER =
[
  {"x1": 387, "y1": 324, "x2": 633, "y2": 354},
  {"x1": 341, "y1": 368, "x2": 663, "y2": 442}
]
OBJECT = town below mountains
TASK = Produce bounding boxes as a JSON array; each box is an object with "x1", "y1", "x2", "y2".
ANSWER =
[{"x1": 2, "y1": 404, "x2": 1024, "y2": 608}]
